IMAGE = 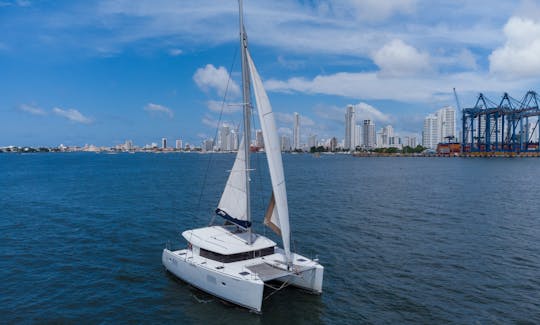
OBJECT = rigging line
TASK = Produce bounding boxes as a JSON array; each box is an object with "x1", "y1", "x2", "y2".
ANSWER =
[
  {"x1": 194, "y1": 46, "x2": 239, "y2": 226},
  {"x1": 263, "y1": 279, "x2": 291, "y2": 300}
]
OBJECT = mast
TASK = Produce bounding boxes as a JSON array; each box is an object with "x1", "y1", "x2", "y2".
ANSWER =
[{"x1": 239, "y1": 0, "x2": 252, "y2": 244}]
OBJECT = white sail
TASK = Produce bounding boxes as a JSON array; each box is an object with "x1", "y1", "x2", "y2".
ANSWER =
[
  {"x1": 216, "y1": 137, "x2": 250, "y2": 228},
  {"x1": 247, "y1": 50, "x2": 291, "y2": 263}
]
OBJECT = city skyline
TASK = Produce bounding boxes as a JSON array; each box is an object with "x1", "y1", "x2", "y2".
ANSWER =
[{"x1": 3, "y1": 1, "x2": 540, "y2": 147}]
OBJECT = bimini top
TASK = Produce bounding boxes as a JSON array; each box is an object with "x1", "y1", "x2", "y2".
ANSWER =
[{"x1": 182, "y1": 226, "x2": 276, "y2": 255}]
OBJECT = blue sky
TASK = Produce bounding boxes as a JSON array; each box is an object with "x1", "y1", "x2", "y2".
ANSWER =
[{"x1": 2, "y1": 0, "x2": 540, "y2": 147}]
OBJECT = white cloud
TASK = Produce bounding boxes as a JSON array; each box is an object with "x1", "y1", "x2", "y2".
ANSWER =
[
  {"x1": 353, "y1": 102, "x2": 392, "y2": 123},
  {"x1": 314, "y1": 105, "x2": 344, "y2": 123},
  {"x1": 277, "y1": 55, "x2": 305, "y2": 70},
  {"x1": 16, "y1": 0, "x2": 30, "y2": 7},
  {"x1": 144, "y1": 103, "x2": 173, "y2": 118},
  {"x1": 52, "y1": 107, "x2": 93, "y2": 124},
  {"x1": 373, "y1": 39, "x2": 431, "y2": 77},
  {"x1": 330, "y1": 0, "x2": 417, "y2": 22},
  {"x1": 168, "y1": 48, "x2": 183, "y2": 56},
  {"x1": 0, "y1": 0, "x2": 30, "y2": 7},
  {"x1": 489, "y1": 16, "x2": 540, "y2": 78},
  {"x1": 193, "y1": 64, "x2": 240, "y2": 97},
  {"x1": 201, "y1": 114, "x2": 219, "y2": 128},
  {"x1": 206, "y1": 100, "x2": 242, "y2": 114},
  {"x1": 275, "y1": 112, "x2": 315, "y2": 126},
  {"x1": 265, "y1": 70, "x2": 528, "y2": 103},
  {"x1": 277, "y1": 127, "x2": 292, "y2": 135},
  {"x1": 19, "y1": 103, "x2": 46, "y2": 115}
]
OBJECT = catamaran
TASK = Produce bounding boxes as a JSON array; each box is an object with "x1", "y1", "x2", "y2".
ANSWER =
[{"x1": 162, "y1": 0, "x2": 324, "y2": 313}]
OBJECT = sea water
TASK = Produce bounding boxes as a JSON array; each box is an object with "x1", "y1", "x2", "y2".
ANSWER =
[{"x1": 1, "y1": 153, "x2": 539, "y2": 323}]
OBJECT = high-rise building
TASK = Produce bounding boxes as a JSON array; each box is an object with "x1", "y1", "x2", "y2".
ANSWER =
[
  {"x1": 376, "y1": 125, "x2": 394, "y2": 148},
  {"x1": 330, "y1": 137, "x2": 338, "y2": 152},
  {"x1": 355, "y1": 124, "x2": 362, "y2": 150},
  {"x1": 293, "y1": 112, "x2": 300, "y2": 150},
  {"x1": 403, "y1": 136, "x2": 417, "y2": 148},
  {"x1": 124, "y1": 140, "x2": 133, "y2": 151},
  {"x1": 161, "y1": 137, "x2": 167, "y2": 149},
  {"x1": 255, "y1": 129, "x2": 264, "y2": 148},
  {"x1": 175, "y1": 139, "x2": 183, "y2": 150},
  {"x1": 280, "y1": 135, "x2": 291, "y2": 151},
  {"x1": 344, "y1": 105, "x2": 356, "y2": 150},
  {"x1": 423, "y1": 114, "x2": 439, "y2": 149},
  {"x1": 203, "y1": 139, "x2": 214, "y2": 152},
  {"x1": 230, "y1": 128, "x2": 239, "y2": 151},
  {"x1": 308, "y1": 134, "x2": 317, "y2": 149},
  {"x1": 363, "y1": 120, "x2": 376, "y2": 148},
  {"x1": 219, "y1": 125, "x2": 230, "y2": 151},
  {"x1": 437, "y1": 106, "x2": 456, "y2": 142}
]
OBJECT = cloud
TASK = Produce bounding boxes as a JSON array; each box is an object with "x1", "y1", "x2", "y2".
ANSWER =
[
  {"x1": 353, "y1": 102, "x2": 392, "y2": 123},
  {"x1": 314, "y1": 105, "x2": 345, "y2": 123},
  {"x1": 275, "y1": 112, "x2": 315, "y2": 126},
  {"x1": 19, "y1": 103, "x2": 46, "y2": 115},
  {"x1": 329, "y1": 0, "x2": 417, "y2": 22},
  {"x1": 52, "y1": 107, "x2": 93, "y2": 124},
  {"x1": 277, "y1": 127, "x2": 292, "y2": 135},
  {"x1": 168, "y1": 48, "x2": 183, "y2": 56},
  {"x1": 277, "y1": 55, "x2": 305, "y2": 70},
  {"x1": 193, "y1": 64, "x2": 240, "y2": 97},
  {"x1": 265, "y1": 70, "x2": 528, "y2": 103},
  {"x1": 0, "y1": 0, "x2": 30, "y2": 7},
  {"x1": 489, "y1": 16, "x2": 540, "y2": 78},
  {"x1": 144, "y1": 103, "x2": 173, "y2": 118},
  {"x1": 16, "y1": 0, "x2": 30, "y2": 6},
  {"x1": 206, "y1": 100, "x2": 242, "y2": 114},
  {"x1": 201, "y1": 114, "x2": 219, "y2": 128},
  {"x1": 373, "y1": 39, "x2": 431, "y2": 77}
]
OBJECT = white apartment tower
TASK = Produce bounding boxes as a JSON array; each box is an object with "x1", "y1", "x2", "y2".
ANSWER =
[
  {"x1": 281, "y1": 135, "x2": 291, "y2": 151},
  {"x1": 175, "y1": 139, "x2": 183, "y2": 150},
  {"x1": 293, "y1": 112, "x2": 300, "y2": 150},
  {"x1": 219, "y1": 125, "x2": 230, "y2": 151},
  {"x1": 437, "y1": 106, "x2": 456, "y2": 142},
  {"x1": 423, "y1": 114, "x2": 439, "y2": 149},
  {"x1": 344, "y1": 105, "x2": 356, "y2": 150},
  {"x1": 161, "y1": 137, "x2": 167, "y2": 149},
  {"x1": 363, "y1": 120, "x2": 376, "y2": 148},
  {"x1": 355, "y1": 124, "x2": 362, "y2": 149},
  {"x1": 255, "y1": 129, "x2": 264, "y2": 148},
  {"x1": 308, "y1": 134, "x2": 317, "y2": 149}
]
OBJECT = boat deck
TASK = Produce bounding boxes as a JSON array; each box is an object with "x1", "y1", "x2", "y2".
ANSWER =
[{"x1": 246, "y1": 263, "x2": 291, "y2": 281}]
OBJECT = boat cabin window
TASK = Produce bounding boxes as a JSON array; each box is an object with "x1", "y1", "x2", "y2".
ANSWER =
[{"x1": 200, "y1": 246, "x2": 275, "y2": 263}]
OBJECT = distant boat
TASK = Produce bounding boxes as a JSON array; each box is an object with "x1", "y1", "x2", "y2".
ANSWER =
[{"x1": 162, "y1": 0, "x2": 323, "y2": 313}]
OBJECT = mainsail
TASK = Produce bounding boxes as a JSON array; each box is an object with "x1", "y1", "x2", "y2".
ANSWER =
[
  {"x1": 216, "y1": 137, "x2": 251, "y2": 228},
  {"x1": 247, "y1": 49, "x2": 291, "y2": 263}
]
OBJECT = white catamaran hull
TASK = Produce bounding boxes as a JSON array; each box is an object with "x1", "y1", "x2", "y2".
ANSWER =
[
  {"x1": 162, "y1": 249, "x2": 265, "y2": 312},
  {"x1": 162, "y1": 247, "x2": 323, "y2": 313}
]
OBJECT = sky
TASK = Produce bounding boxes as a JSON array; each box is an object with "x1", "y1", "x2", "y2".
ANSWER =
[{"x1": 2, "y1": 0, "x2": 540, "y2": 147}]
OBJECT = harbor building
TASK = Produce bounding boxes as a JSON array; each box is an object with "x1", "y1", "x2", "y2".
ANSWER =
[
  {"x1": 161, "y1": 138, "x2": 167, "y2": 149},
  {"x1": 462, "y1": 91, "x2": 540, "y2": 154}
]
